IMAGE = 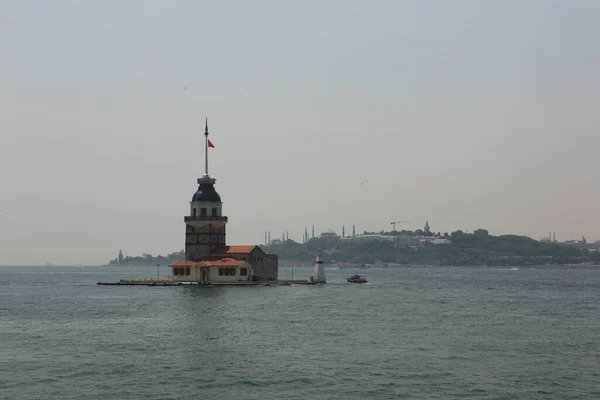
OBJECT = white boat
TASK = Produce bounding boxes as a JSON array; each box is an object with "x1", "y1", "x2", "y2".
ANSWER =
[{"x1": 346, "y1": 274, "x2": 367, "y2": 283}]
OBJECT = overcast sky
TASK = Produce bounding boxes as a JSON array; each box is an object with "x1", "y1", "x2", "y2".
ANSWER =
[{"x1": 1, "y1": 0, "x2": 599, "y2": 265}]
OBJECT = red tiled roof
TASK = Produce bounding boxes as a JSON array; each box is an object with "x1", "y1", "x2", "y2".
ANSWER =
[
  {"x1": 169, "y1": 260, "x2": 195, "y2": 267},
  {"x1": 213, "y1": 245, "x2": 256, "y2": 254},
  {"x1": 198, "y1": 257, "x2": 244, "y2": 267}
]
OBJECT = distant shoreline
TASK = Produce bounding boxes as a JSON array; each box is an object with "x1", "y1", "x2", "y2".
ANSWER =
[
  {"x1": 278, "y1": 261, "x2": 600, "y2": 269},
  {"x1": 1, "y1": 263, "x2": 598, "y2": 269}
]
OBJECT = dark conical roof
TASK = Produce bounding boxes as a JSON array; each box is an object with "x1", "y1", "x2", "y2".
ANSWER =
[{"x1": 192, "y1": 177, "x2": 221, "y2": 202}]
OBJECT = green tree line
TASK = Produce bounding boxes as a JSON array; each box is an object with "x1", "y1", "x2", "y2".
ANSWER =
[{"x1": 262, "y1": 229, "x2": 591, "y2": 266}]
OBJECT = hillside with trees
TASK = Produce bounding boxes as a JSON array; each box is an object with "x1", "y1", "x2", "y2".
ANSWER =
[
  {"x1": 106, "y1": 250, "x2": 184, "y2": 266},
  {"x1": 262, "y1": 229, "x2": 590, "y2": 267}
]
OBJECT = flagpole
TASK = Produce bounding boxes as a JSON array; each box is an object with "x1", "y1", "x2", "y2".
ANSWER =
[{"x1": 204, "y1": 118, "x2": 209, "y2": 176}]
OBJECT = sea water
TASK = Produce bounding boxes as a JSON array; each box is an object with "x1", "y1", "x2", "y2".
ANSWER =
[{"x1": 1, "y1": 265, "x2": 599, "y2": 399}]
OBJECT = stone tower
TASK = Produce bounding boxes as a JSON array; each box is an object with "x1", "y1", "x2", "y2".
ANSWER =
[{"x1": 184, "y1": 119, "x2": 228, "y2": 261}]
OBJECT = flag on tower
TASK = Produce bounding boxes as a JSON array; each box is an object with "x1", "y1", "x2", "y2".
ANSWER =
[
  {"x1": 208, "y1": 139, "x2": 215, "y2": 148},
  {"x1": 582, "y1": 236, "x2": 587, "y2": 244}
]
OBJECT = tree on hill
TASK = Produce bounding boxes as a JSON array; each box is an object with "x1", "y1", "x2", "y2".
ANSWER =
[{"x1": 261, "y1": 227, "x2": 589, "y2": 266}]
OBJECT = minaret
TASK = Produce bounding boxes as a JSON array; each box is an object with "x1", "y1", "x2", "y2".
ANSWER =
[
  {"x1": 312, "y1": 224, "x2": 315, "y2": 239},
  {"x1": 305, "y1": 226, "x2": 308, "y2": 243},
  {"x1": 313, "y1": 249, "x2": 326, "y2": 283},
  {"x1": 342, "y1": 225, "x2": 345, "y2": 238},
  {"x1": 352, "y1": 223, "x2": 356, "y2": 237},
  {"x1": 268, "y1": 230, "x2": 271, "y2": 244},
  {"x1": 265, "y1": 231, "x2": 267, "y2": 246},
  {"x1": 184, "y1": 119, "x2": 227, "y2": 261}
]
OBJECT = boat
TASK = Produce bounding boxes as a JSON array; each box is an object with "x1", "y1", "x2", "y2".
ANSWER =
[{"x1": 346, "y1": 274, "x2": 367, "y2": 283}]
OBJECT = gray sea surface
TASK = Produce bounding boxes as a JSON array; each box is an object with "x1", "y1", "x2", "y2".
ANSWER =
[{"x1": 1, "y1": 265, "x2": 599, "y2": 399}]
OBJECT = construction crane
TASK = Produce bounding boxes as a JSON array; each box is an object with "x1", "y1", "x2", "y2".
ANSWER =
[{"x1": 390, "y1": 220, "x2": 412, "y2": 231}]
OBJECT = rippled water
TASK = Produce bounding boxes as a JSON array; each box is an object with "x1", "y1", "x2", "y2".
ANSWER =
[{"x1": 1, "y1": 265, "x2": 599, "y2": 399}]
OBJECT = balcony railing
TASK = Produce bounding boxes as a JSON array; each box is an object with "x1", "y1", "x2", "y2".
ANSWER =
[{"x1": 184, "y1": 215, "x2": 228, "y2": 222}]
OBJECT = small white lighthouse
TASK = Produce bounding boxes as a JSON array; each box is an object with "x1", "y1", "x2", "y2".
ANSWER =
[{"x1": 313, "y1": 249, "x2": 326, "y2": 283}]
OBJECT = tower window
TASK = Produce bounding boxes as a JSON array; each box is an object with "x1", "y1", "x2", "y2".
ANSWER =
[
  {"x1": 212, "y1": 207, "x2": 217, "y2": 216},
  {"x1": 192, "y1": 208, "x2": 197, "y2": 217},
  {"x1": 200, "y1": 208, "x2": 207, "y2": 216}
]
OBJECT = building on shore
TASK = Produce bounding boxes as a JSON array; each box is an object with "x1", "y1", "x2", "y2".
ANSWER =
[
  {"x1": 338, "y1": 232, "x2": 451, "y2": 248},
  {"x1": 170, "y1": 120, "x2": 278, "y2": 283}
]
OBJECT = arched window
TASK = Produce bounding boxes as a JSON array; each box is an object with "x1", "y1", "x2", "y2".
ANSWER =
[
  {"x1": 173, "y1": 268, "x2": 178, "y2": 276},
  {"x1": 218, "y1": 267, "x2": 224, "y2": 276},
  {"x1": 230, "y1": 267, "x2": 236, "y2": 276},
  {"x1": 224, "y1": 268, "x2": 230, "y2": 276},
  {"x1": 185, "y1": 267, "x2": 190, "y2": 276},
  {"x1": 240, "y1": 267, "x2": 247, "y2": 276}
]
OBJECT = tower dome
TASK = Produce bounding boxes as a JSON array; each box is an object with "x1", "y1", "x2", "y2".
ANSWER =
[{"x1": 192, "y1": 177, "x2": 221, "y2": 203}]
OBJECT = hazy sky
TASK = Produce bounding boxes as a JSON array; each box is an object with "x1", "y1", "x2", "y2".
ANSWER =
[{"x1": 1, "y1": 0, "x2": 599, "y2": 265}]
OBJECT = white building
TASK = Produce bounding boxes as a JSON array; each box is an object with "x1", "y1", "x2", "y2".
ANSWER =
[
  {"x1": 339, "y1": 234, "x2": 420, "y2": 248},
  {"x1": 339, "y1": 234, "x2": 395, "y2": 245},
  {"x1": 170, "y1": 258, "x2": 253, "y2": 283},
  {"x1": 339, "y1": 234, "x2": 450, "y2": 248},
  {"x1": 421, "y1": 237, "x2": 451, "y2": 245}
]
